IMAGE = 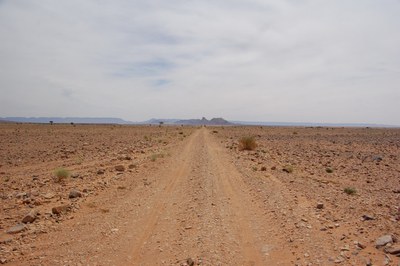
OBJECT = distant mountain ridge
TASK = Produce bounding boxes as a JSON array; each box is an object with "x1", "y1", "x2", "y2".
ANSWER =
[
  {"x1": 1, "y1": 117, "x2": 397, "y2": 127},
  {"x1": 1, "y1": 117, "x2": 133, "y2": 124},
  {"x1": 176, "y1": 117, "x2": 233, "y2": 125}
]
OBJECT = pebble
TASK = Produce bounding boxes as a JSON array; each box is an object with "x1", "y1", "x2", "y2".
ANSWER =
[
  {"x1": 52, "y1": 205, "x2": 70, "y2": 215},
  {"x1": 316, "y1": 203, "x2": 324, "y2": 209},
  {"x1": 376, "y1": 235, "x2": 393, "y2": 248},
  {"x1": 115, "y1": 165, "x2": 125, "y2": 172},
  {"x1": 384, "y1": 244, "x2": 400, "y2": 255},
  {"x1": 69, "y1": 189, "x2": 82, "y2": 199},
  {"x1": 22, "y1": 210, "x2": 38, "y2": 223},
  {"x1": 186, "y1": 258, "x2": 195, "y2": 266},
  {"x1": 0, "y1": 258, "x2": 7, "y2": 264},
  {"x1": 6, "y1": 224, "x2": 26, "y2": 234},
  {"x1": 97, "y1": 169, "x2": 105, "y2": 175},
  {"x1": 361, "y1": 214, "x2": 375, "y2": 221}
]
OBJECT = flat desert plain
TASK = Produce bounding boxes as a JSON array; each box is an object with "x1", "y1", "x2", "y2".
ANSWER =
[{"x1": 0, "y1": 124, "x2": 399, "y2": 265}]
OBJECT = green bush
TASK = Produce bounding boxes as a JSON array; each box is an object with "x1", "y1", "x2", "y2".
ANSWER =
[{"x1": 238, "y1": 136, "x2": 257, "y2": 151}]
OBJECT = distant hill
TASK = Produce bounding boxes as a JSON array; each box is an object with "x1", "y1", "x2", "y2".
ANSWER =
[
  {"x1": 176, "y1": 117, "x2": 233, "y2": 126},
  {"x1": 1, "y1": 117, "x2": 133, "y2": 124},
  {"x1": 232, "y1": 121, "x2": 399, "y2": 128}
]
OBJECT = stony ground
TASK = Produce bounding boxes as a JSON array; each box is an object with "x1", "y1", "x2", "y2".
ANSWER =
[{"x1": 0, "y1": 124, "x2": 399, "y2": 265}]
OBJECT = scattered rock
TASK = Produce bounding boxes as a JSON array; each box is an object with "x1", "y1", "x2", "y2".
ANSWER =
[
  {"x1": 69, "y1": 189, "x2": 82, "y2": 199},
  {"x1": 384, "y1": 244, "x2": 400, "y2": 255},
  {"x1": 365, "y1": 258, "x2": 372, "y2": 266},
  {"x1": 71, "y1": 173, "x2": 80, "y2": 178},
  {"x1": 43, "y1": 193, "x2": 55, "y2": 199},
  {"x1": 316, "y1": 203, "x2": 324, "y2": 209},
  {"x1": 6, "y1": 224, "x2": 26, "y2": 234},
  {"x1": 52, "y1": 205, "x2": 70, "y2": 215},
  {"x1": 186, "y1": 258, "x2": 195, "y2": 266},
  {"x1": 260, "y1": 166, "x2": 267, "y2": 171},
  {"x1": 115, "y1": 165, "x2": 125, "y2": 172},
  {"x1": 128, "y1": 164, "x2": 137, "y2": 169},
  {"x1": 97, "y1": 169, "x2": 105, "y2": 175},
  {"x1": 0, "y1": 258, "x2": 7, "y2": 264},
  {"x1": 362, "y1": 214, "x2": 375, "y2": 221},
  {"x1": 271, "y1": 166, "x2": 276, "y2": 170},
  {"x1": 376, "y1": 235, "x2": 393, "y2": 248},
  {"x1": 22, "y1": 210, "x2": 38, "y2": 223},
  {"x1": 356, "y1": 241, "x2": 366, "y2": 249},
  {"x1": 0, "y1": 233, "x2": 13, "y2": 244}
]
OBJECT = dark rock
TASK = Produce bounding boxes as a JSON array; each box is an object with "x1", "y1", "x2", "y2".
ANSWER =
[
  {"x1": 97, "y1": 169, "x2": 105, "y2": 175},
  {"x1": 52, "y1": 205, "x2": 70, "y2": 215},
  {"x1": 186, "y1": 258, "x2": 195, "y2": 266},
  {"x1": 271, "y1": 166, "x2": 276, "y2": 170},
  {"x1": 22, "y1": 210, "x2": 38, "y2": 223},
  {"x1": 115, "y1": 165, "x2": 125, "y2": 172},
  {"x1": 362, "y1": 214, "x2": 375, "y2": 221},
  {"x1": 316, "y1": 203, "x2": 324, "y2": 209},
  {"x1": 6, "y1": 224, "x2": 26, "y2": 234},
  {"x1": 260, "y1": 166, "x2": 267, "y2": 171},
  {"x1": 385, "y1": 245, "x2": 400, "y2": 255},
  {"x1": 69, "y1": 189, "x2": 82, "y2": 199},
  {"x1": 376, "y1": 235, "x2": 393, "y2": 248},
  {"x1": 128, "y1": 164, "x2": 137, "y2": 169}
]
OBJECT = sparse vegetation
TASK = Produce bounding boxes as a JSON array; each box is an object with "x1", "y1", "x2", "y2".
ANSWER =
[
  {"x1": 344, "y1": 187, "x2": 357, "y2": 195},
  {"x1": 282, "y1": 165, "x2": 294, "y2": 173},
  {"x1": 54, "y1": 167, "x2": 70, "y2": 182},
  {"x1": 238, "y1": 136, "x2": 257, "y2": 151},
  {"x1": 150, "y1": 153, "x2": 166, "y2": 162}
]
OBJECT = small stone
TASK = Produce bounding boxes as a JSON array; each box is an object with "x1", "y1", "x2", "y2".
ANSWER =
[
  {"x1": 71, "y1": 173, "x2": 80, "y2": 178},
  {"x1": 271, "y1": 166, "x2": 276, "y2": 170},
  {"x1": 316, "y1": 203, "x2": 324, "y2": 209},
  {"x1": 365, "y1": 258, "x2": 372, "y2": 266},
  {"x1": 186, "y1": 258, "x2": 195, "y2": 266},
  {"x1": 52, "y1": 205, "x2": 70, "y2": 215},
  {"x1": 384, "y1": 244, "x2": 400, "y2": 255},
  {"x1": 43, "y1": 193, "x2": 55, "y2": 199},
  {"x1": 184, "y1": 226, "x2": 193, "y2": 230},
  {"x1": 6, "y1": 224, "x2": 26, "y2": 234},
  {"x1": 356, "y1": 242, "x2": 366, "y2": 249},
  {"x1": 362, "y1": 214, "x2": 375, "y2": 221},
  {"x1": 0, "y1": 258, "x2": 7, "y2": 264},
  {"x1": 115, "y1": 165, "x2": 125, "y2": 172},
  {"x1": 69, "y1": 189, "x2": 82, "y2": 199},
  {"x1": 128, "y1": 164, "x2": 137, "y2": 169},
  {"x1": 22, "y1": 210, "x2": 38, "y2": 223},
  {"x1": 260, "y1": 166, "x2": 267, "y2": 171},
  {"x1": 97, "y1": 169, "x2": 105, "y2": 175},
  {"x1": 0, "y1": 233, "x2": 13, "y2": 244},
  {"x1": 376, "y1": 235, "x2": 393, "y2": 248}
]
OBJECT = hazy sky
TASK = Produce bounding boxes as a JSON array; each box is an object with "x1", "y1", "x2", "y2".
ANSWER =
[{"x1": 0, "y1": 1, "x2": 399, "y2": 124}]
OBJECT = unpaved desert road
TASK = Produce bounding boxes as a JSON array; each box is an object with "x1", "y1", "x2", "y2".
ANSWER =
[{"x1": 24, "y1": 128, "x2": 298, "y2": 265}]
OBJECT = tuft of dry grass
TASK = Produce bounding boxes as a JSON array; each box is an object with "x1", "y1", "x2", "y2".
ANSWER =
[
  {"x1": 238, "y1": 136, "x2": 257, "y2": 151},
  {"x1": 54, "y1": 167, "x2": 70, "y2": 182}
]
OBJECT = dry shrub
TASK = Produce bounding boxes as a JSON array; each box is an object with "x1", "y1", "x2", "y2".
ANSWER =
[{"x1": 238, "y1": 136, "x2": 257, "y2": 151}]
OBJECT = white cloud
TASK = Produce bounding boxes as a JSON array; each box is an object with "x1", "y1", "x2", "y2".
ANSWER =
[{"x1": 0, "y1": 0, "x2": 399, "y2": 124}]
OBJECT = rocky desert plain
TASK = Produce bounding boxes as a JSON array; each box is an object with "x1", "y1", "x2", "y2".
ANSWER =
[{"x1": 0, "y1": 123, "x2": 399, "y2": 266}]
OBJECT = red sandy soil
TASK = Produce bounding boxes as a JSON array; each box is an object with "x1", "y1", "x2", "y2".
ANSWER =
[{"x1": 0, "y1": 124, "x2": 399, "y2": 265}]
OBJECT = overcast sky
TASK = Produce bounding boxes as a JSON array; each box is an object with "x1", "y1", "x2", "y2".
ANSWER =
[{"x1": 0, "y1": 1, "x2": 399, "y2": 124}]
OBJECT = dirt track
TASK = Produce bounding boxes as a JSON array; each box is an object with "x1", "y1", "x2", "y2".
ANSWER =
[
  {"x1": 27, "y1": 128, "x2": 285, "y2": 265},
  {"x1": 1, "y1": 126, "x2": 399, "y2": 265}
]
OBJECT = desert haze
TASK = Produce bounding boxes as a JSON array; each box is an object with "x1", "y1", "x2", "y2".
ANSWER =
[{"x1": 0, "y1": 123, "x2": 399, "y2": 265}]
